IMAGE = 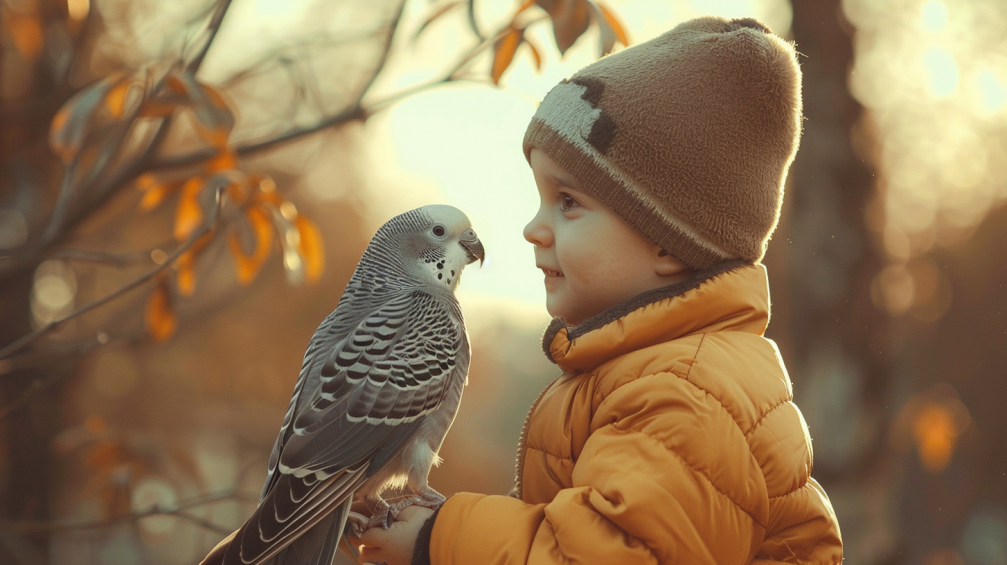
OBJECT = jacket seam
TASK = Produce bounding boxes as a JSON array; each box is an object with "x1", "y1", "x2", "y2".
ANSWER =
[
  {"x1": 768, "y1": 479, "x2": 811, "y2": 501},
  {"x1": 590, "y1": 334, "x2": 705, "y2": 408},
  {"x1": 683, "y1": 333, "x2": 705, "y2": 380},
  {"x1": 543, "y1": 502, "x2": 661, "y2": 565},
  {"x1": 687, "y1": 334, "x2": 777, "y2": 514},
  {"x1": 607, "y1": 423, "x2": 767, "y2": 529},
  {"x1": 745, "y1": 399, "x2": 791, "y2": 440},
  {"x1": 525, "y1": 443, "x2": 574, "y2": 462}
]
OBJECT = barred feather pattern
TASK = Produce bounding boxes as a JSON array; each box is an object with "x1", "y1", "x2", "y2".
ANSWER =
[{"x1": 207, "y1": 206, "x2": 476, "y2": 565}]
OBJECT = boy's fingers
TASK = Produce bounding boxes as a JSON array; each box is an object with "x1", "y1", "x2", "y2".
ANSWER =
[
  {"x1": 357, "y1": 545, "x2": 386, "y2": 565},
  {"x1": 358, "y1": 525, "x2": 390, "y2": 546}
]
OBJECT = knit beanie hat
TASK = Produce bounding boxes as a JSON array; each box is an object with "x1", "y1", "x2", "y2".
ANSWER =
[{"x1": 522, "y1": 16, "x2": 802, "y2": 269}]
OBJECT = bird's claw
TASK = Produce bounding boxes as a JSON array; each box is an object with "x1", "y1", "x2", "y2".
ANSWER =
[
  {"x1": 346, "y1": 511, "x2": 371, "y2": 538},
  {"x1": 347, "y1": 490, "x2": 446, "y2": 534}
]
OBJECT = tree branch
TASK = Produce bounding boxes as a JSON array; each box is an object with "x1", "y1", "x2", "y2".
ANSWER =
[
  {"x1": 0, "y1": 489, "x2": 254, "y2": 535},
  {"x1": 151, "y1": 18, "x2": 511, "y2": 172},
  {"x1": 188, "y1": 0, "x2": 236, "y2": 74},
  {"x1": 355, "y1": 0, "x2": 408, "y2": 106},
  {"x1": 52, "y1": 248, "x2": 153, "y2": 266},
  {"x1": 0, "y1": 188, "x2": 227, "y2": 361}
]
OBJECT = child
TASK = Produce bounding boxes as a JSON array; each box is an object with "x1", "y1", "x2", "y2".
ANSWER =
[{"x1": 355, "y1": 16, "x2": 843, "y2": 565}]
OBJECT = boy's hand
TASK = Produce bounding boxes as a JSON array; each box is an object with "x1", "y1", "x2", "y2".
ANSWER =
[{"x1": 351, "y1": 505, "x2": 433, "y2": 565}]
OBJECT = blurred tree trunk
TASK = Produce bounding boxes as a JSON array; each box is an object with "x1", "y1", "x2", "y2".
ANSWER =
[
  {"x1": 780, "y1": 2, "x2": 893, "y2": 563},
  {"x1": 1, "y1": 1, "x2": 80, "y2": 561}
]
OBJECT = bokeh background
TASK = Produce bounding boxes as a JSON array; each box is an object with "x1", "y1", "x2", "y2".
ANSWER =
[{"x1": 1, "y1": 0, "x2": 1006, "y2": 563}]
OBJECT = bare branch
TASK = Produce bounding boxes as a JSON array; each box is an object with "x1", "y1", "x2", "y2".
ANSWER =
[
  {"x1": 53, "y1": 248, "x2": 153, "y2": 266},
  {"x1": 468, "y1": 0, "x2": 485, "y2": 41},
  {"x1": 188, "y1": 0, "x2": 236, "y2": 74},
  {"x1": 356, "y1": 0, "x2": 408, "y2": 105},
  {"x1": 0, "y1": 489, "x2": 255, "y2": 535},
  {"x1": 0, "y1": 188, "x2": 227, "y2": 361},
  {"x1": 151, "y1": 17, "x2": 515, "y2": 171}
]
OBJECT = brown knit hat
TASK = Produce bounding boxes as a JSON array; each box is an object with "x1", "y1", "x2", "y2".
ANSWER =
[{"x1": 523, "y1": 16, "x2": 802, "y2": 269}]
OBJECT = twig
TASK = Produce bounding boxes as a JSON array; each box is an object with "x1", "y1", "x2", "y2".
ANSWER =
[
  {"x1": 468, "y1": 0, "x2": 485, "y2": 41},
  {"x1": 355, "y1": 0, "x2": 408, "y2": 106},
  {"x1": 0, "y1": 189, "x2": 227, "y2": 361},
  {"x1": 52, "y1": 248, "x2": 153, "y2": 266},
  {"x1": 151, "y1": 18, "x2": 509, "y2": 171},
  {"x1": 187, "y1": 0, "x2": 235, "y2": 74},
  {"x1": 0, "y1": 489, "x2": 254, "y2": 535}
]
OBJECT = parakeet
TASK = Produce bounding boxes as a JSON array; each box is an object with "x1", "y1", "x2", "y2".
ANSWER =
[{"x1": 202, "y1": 205, "x2": 484, "y2": 565}]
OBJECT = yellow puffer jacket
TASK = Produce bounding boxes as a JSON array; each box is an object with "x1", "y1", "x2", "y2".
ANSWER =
[{"x1": 429, "y1": 263, "x2": 842, "y2": 564}]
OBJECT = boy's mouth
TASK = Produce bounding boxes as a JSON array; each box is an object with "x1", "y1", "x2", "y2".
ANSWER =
[{"x1": 539, "y1": 266, "x2": 563, "y2": 277}]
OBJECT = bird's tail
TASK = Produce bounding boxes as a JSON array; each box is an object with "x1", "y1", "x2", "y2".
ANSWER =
[{"x1": 273, "y1": 497, "x2": 353, "y2": 565}]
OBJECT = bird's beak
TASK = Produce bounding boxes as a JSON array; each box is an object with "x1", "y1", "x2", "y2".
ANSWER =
[{"x1": 460, "y1": 229, "x2": 485, "y2": 267}]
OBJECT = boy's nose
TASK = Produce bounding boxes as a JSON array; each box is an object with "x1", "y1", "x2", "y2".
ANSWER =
[{"x1": 523, "y1": 207, "x2": 553, "y2": 247}]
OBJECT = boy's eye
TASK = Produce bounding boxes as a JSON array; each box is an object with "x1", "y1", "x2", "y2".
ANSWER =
[{"x1": 558, "y1": 193, "x2": 579, "y2": 212}]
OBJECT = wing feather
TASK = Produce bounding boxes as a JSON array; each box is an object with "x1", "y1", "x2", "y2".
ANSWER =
[{"x1": 233, "y1": 290, "x2": 464, "y2": 565}]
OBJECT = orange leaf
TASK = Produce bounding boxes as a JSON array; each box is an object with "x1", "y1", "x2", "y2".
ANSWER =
[
  {"x1": 596, "y1": 2, "x2": 629, "y2": 46},
  {"x1": 174, "y1": 177, "x2": 205, "y2": 241},
  {"x1": 207, "y1": 149, "x2": 237, "y2": 172},
  {"x1": 49, "y1": 76, "x2": 120, "y2": 164},
  {"x1": 173, "y1": 231, "x2": 213, "y2": 295},
  {"x1": 541, "y1": 0, "x2": 590, "y2": 55},
  {"x1": 191, "y1": 83, "x2": 235, "y2": 150},
  {"x1": 525, "y1": 38, "x2": 543, "y2": 71},
  {"x1": 136, "y1": 173, "x2": 182, "y2": 211},
  {"x1": 165, "y1": 73, "x2": 188, "y2": 95},
  {"x1": 175, "y1": 251, "x2": 196, "y2": 296},
  {"x1": 105, "y1": 80, "x2": 132, "y2": 118},
  {"x1": 139, "y1": 97, "x2": 179, "y2": 118},
  {"x1": 145, "y1": 280, "x2": 177, "y2": 342},
  {"x1": 228, "y1": 206, "x2": 275, "y2": 285},
  {"x1": 492, "y1": 27, "x2": 524, "y2": 85},
  {"x1": 295, "y1": 215, "x2": 325, "y2": 284}
]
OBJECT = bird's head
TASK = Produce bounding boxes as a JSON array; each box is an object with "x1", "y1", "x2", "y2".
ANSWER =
[{"x1": 374, "y1": 204, "x2": 484, "y2": 292}]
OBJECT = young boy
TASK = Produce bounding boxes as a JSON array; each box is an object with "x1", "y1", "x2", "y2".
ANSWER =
[{"x1": 356, "y1": 16, "x2": 843, "y2": 565}]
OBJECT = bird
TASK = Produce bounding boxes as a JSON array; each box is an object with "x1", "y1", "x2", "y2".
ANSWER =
[{"x1": 201, "y1": 205, "x2": 484, "y2": 565}]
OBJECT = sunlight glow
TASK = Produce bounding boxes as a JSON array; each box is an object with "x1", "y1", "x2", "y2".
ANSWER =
[
  {"x1": 977, "y1": 69, "x2": 1007, "y2": 113},
  {"x1": 919, "y1": 0, "x2": 948, "y2": 32},
  {"x1": 924, "y1": 47, "x2": 958, "y2": 98},
  {"x1": 846, "y1": 0, "x2": 1007, "y2": 263}
]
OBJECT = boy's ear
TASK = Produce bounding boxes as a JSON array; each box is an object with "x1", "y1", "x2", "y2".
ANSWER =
[{"x1": 655, "y1": 248, "x2": 691, "y2": 277}]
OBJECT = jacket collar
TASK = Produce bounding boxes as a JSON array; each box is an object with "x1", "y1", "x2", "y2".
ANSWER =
[{"x1": 542, "y1": 260, "x2": 770, "y2": 373}]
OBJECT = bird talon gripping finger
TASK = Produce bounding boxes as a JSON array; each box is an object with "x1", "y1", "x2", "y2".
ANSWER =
[{"x1": 202, "y1": 206, "x2": 484, "y2": 565}]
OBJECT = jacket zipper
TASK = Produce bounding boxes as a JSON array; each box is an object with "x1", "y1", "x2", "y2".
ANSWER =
[{"x1": 512, "y1": 373, "x2": 570, "y2": 500}]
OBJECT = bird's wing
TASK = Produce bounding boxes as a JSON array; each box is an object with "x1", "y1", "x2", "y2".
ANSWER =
[
  {"x1": 279, "y1": 290, "x2": 464, "y2": 473},
  {"x1": 259, "y1": 282, "x2": 403, "y2": 500},
  {"x1": 226, "y1": 290, "x2": 465, "y2": 565}
]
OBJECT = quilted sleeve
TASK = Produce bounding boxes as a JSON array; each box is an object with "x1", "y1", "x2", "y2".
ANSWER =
[{"x1": 428, "y1": 371, "x2": 769, "y2": 565}]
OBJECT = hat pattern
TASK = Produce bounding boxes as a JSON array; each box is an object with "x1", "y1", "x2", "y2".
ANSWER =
[{"x1": 536, "y1": 78, "x2": 617, "y2": 156}]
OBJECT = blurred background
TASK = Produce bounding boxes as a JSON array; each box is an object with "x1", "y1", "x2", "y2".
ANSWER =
[{"x1": 0, "y1": 0, "x2": 1005, "y2": 563}]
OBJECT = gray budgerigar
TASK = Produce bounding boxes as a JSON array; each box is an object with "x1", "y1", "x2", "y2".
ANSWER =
[{"x1": 202, "y1": 205, "x2": 484, "y2": 565}]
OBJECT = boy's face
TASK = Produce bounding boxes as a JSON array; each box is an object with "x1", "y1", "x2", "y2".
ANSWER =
[{"x1": 524, "y1": 149, "x2": 686, "y2": 326}]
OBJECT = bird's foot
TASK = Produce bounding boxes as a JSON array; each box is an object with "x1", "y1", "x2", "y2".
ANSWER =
[
  {"x1": 346, "y1": 511, "x2": 371, "y2": 539},
  {"x1": 385, "y1": 488, "x2": 446, "y2": 522},
  {"x1": 349, "y1": 497, "x2": 394, "y2": 531},
  {"x1": 347, "y1": 490, "x2": 446, "y2": 532}
]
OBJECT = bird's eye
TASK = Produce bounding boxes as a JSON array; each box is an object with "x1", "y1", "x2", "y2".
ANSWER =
[{"x1": 432, "y1": 225, "x2": 446, "y2": 237}]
